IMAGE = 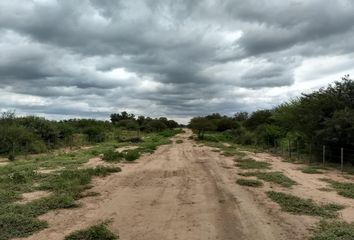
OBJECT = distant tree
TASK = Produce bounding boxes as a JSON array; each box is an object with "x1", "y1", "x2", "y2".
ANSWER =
[
  {"x1": 189, "y1": 117, "x2": 216, "y2": 139},
  {"x1": 234, "y1": 112, "x2": 249, "y2": 122},
  {"x1": 244, "y1": 110, "x2": 273, "y2": 130},
  {"x1": 110, "y1": 111, "x2": 135, "y2": 124},
  {"x1": 216, "y1": 118, "x2": 239, "y2": 132}
]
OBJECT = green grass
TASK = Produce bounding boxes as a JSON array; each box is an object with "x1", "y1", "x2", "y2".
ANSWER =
[
  {"x1": 240, "y1": 171, "x2": 296, "y2": 188},
  {"x1": 235, "y1": 158, "x2": 271, "y2": 170},
  {"x1": 310, "y1": 221, "x2": 354, "y2": 240},
  {"x1": 301, "y1": 166, "x2": 323, "y2": 174},
  {"x1": 236, "y1": 178, "x2": 263, "y2": 187},
  {"x1": 267, "y1": 191, "x2": 343, "y2": 218},
  {"x1": 65, "y1": 223, "x2": 118, "y2": 240},
  {"x1": 321, "y1": 178, "x2": 354, "y2": 199}
]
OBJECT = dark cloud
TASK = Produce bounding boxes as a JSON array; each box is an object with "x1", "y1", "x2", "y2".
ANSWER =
[{"x1": 1, "y1": 0, "x2": 354, "y2": 123}]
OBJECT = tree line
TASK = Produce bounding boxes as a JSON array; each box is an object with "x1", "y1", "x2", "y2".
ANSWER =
[
  {"x1": 189, "y1": 75, "x2": 354, "y2": 164},
  {"x1": 0, "y1": 111, "x2": 179, "y2": 160}
]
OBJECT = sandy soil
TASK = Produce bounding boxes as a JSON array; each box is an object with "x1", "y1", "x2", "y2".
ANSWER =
[
  {"x1": 115, "y1": 146, "x2": 139, "y2": 152},
  {"x1": 18, "y1": 130, "x2": 342, "y2": 240},
  {"x1": 16, "y1": 191, "x2": 51, "y2": 204}
]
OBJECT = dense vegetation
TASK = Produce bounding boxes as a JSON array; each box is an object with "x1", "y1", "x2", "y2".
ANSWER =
[
  {"x1": 189, "y1": 75, "x2": 354, "y2": 165},
  {"x1": 0, "y1": 111, "x2": 179, "y2": 160}
]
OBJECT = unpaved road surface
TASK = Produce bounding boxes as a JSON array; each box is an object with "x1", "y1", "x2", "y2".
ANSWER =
[{"x1": 21, "y1": 130, "x2": 315, "y2": 240}]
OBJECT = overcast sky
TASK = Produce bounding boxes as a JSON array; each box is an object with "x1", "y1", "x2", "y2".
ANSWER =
[{"x1": 1, "y1": 0, "x2": 354, "y2": 123}]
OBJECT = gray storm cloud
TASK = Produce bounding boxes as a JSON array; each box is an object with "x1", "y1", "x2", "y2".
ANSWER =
[{"x1": 1, "y1": 0, "x2": 354, "y2": 123}]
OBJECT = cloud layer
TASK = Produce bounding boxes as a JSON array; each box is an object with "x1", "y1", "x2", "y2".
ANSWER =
[{"x1": 1, "y1": 0, "x2": 354, "y2": 123}]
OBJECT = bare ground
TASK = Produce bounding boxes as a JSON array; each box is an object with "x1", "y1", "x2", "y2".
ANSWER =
[{"x1": 18, "y1": 130, "x2": 352, "y2": 240}]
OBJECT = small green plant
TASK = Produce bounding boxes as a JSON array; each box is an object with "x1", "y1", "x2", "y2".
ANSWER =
[
  {"x1": 321, "y1": 179, "x2": 354, "y2": 199},
  {"x1": 176, "y1": 140, "x2": 183, "y2": 144},
  {"x1": 310, "y1": 220, "x2": 354, "y2": 240},
  {"x1": 124, "y1": 149, "x2": 140, "y2": 161},
  {"x1": 235, "y1": 158, "x2": 271, "y2": 170},
  {"x1": 267, "y1": 191, "x2": 343, "y2": 218},
  {"x1": 301, "y1": 166, "x2": 323, "y2": 174},
  {"x1": 64, "y1": 223, "x2": 118, "y2": 240},
  {"x1": 102, "y1": 150, "x2": 123, "y2": 162},
  {"x1": 236, "y1": 178, "x2": 263, "y2": 187}
]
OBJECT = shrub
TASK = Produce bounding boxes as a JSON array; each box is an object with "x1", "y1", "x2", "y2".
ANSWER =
[
  {"x1": 102, "y1": 150, "x2": 123, "y2": 162},
  {"x1": 124, "y1": 150, "x2": 140, "y2": 161}
]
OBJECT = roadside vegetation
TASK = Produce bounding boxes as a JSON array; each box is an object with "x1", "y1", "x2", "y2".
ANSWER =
[
  {"x1": 0, "y1": 111, "x2": 181, "y2": 239},
  {"x1": 235, "y1": 158, "x2": 271, "y2": 170},
  {"x1": 321, "y1": 179, "x2": 354, "y2": 199},
  {"x1": 301, "y1": 166, "x2": 323, "y2": 174},
  {"x1": 266, "y1": 191, "x2": 343, "y2": 218},
  {"x1": 189, "y1": 76, "x2": 354, "y2": 170},
  {"x1": 310, "y1": 221, "x2": 354, "y2": 240},
  {"x1": 64, "y1": 223, "x2": 118, "y2": 240},
  {"x1": 236, "y1": 178, "x2": 263, "y2": 187},
  {"x1": 239, "y1": 171, "x2": 296, "y2": 188}
]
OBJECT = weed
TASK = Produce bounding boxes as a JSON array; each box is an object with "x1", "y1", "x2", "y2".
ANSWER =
[
  {"x1": 301, "y1": 166, "x2": 323, "y2": 174},
  {"x1": 64, "y1": 223, "x2": 118, "y2": 240},
  {"x1": 321, "y1": 179, "x2": 354, "y2": 199},
  {"x1": 235, "y1": 158, "x2": 271, "y2": 170},
  {"x1": 267, "y1": 191, "x2": 343, "y2": 218},
  {"x1": 255, "y1": 172, "x2": 296, "y2": 188},
  {"x1": 236, "y1": 178, "x2": 263, "y2": 187},
  {"x1": 310, "y1": 220, "x2": 354, "y2": 240}
]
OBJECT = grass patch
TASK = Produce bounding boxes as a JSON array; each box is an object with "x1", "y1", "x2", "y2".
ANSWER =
[
  {"x1": 301, "y1": 166, "x2": 323, "y2": 174},
  {"x1": 235, "y1": 158, "x2": 271, "y2": 170},
  {"x1": 255, "y1": 172, "x2": 296, "y2": 188},
  {"x1": 236, "y1": 178, "x2": 263, "y2": 187},
  {"x1": 176, "y1": 139, "x2": 183, "y2": 144},
  {"x1": 0, "y1": 213, "x2": 48, "y2": 239},
  {"x1": 310, "y1": 221, "x2": 354, "y2": 240},
  {"x1": 65, "y1": 223, "x2": 118, "y2": 240},
  {"x1": 267, "y1": 191, "x2": 343, "y2": 218},
  {"x1": 321, "y1": 179, "x2": 354, "y2": 199}
]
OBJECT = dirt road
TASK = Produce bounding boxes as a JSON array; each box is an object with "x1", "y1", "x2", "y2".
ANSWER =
[{"x1": 21, "y1": 130, "x2": 308, "y2": 240}]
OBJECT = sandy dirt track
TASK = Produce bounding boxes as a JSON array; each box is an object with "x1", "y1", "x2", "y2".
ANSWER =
[{"x1": 20, "y1": 130, "x2": 313, "y2": 240}]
